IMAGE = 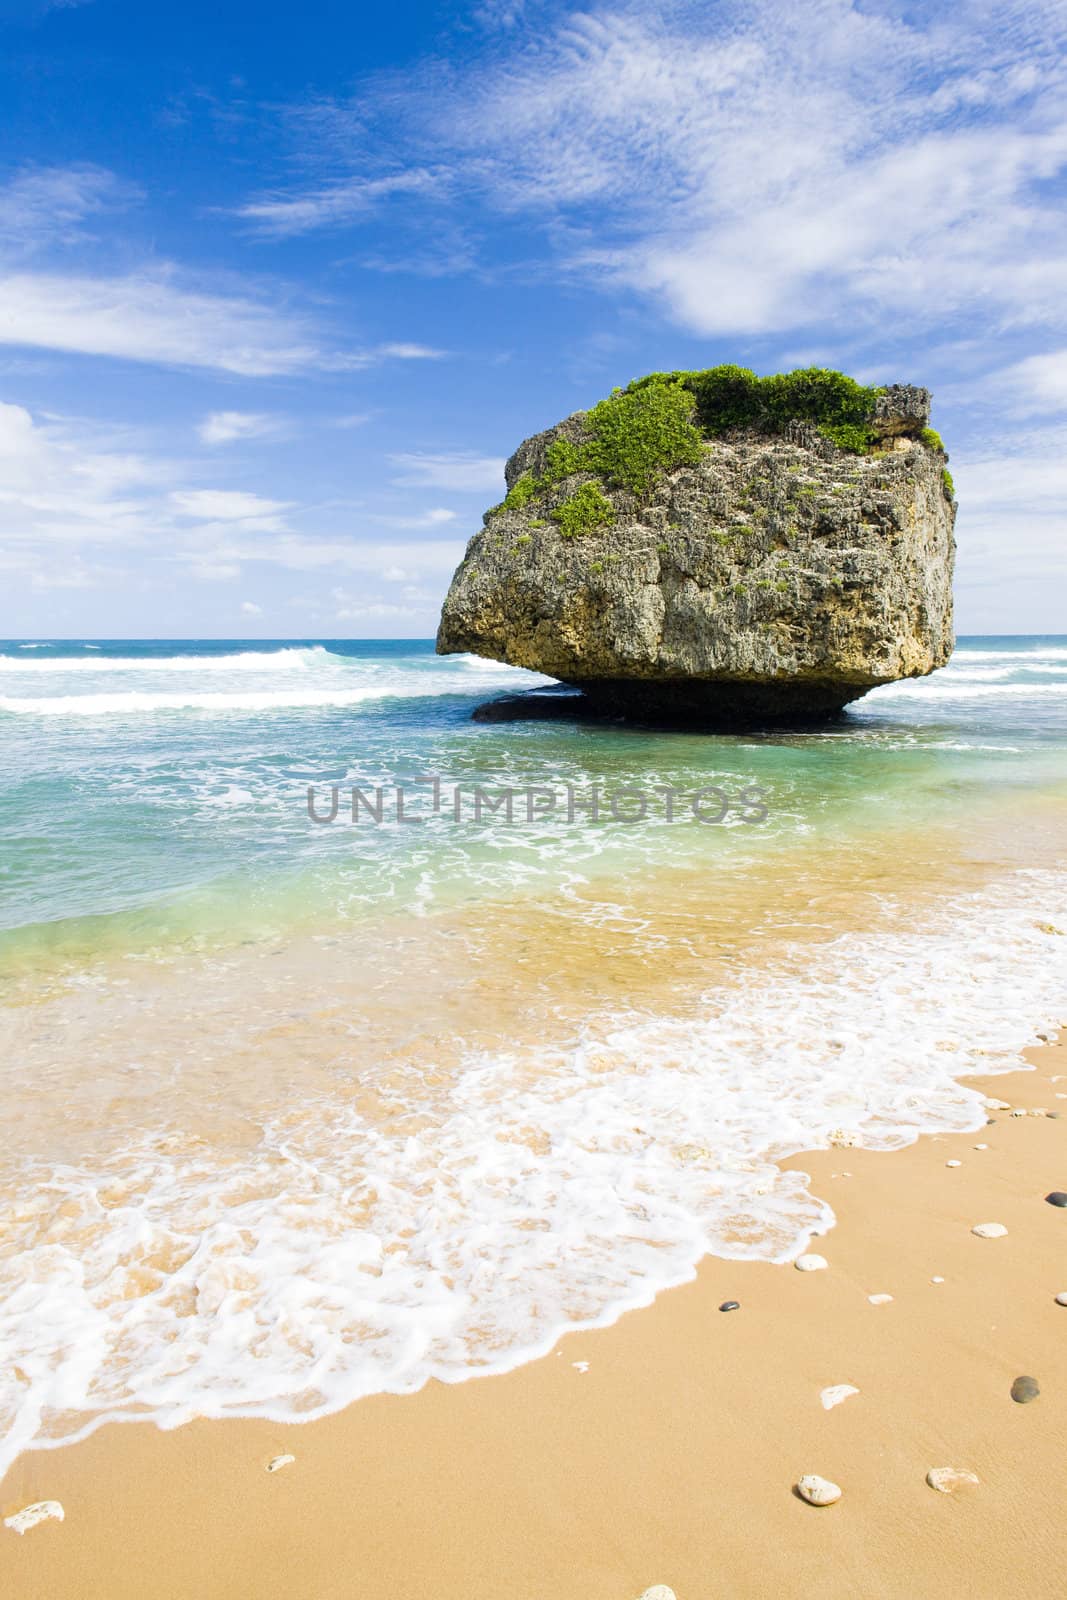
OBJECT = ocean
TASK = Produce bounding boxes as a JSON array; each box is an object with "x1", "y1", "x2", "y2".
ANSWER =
[{"x1": 2, "y1": 636, "x2": 1066, "y2": 1474}]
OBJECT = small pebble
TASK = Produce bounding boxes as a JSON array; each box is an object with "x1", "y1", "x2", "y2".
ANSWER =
[
  {"x1": 868, "y1": 1292, "x2": 893, "y2": 1305},
  {"x1": 974, "y1": 1143, "x2": 989, "y2": 1150},
  {"x1": 1044, "y1": 1192, "x2": 1067, "y2": 1207},
  {"x1": 1029, "y1": 1108, "x2": 1049, "y2": 1117},
  {"x1": 984, "y1": 1098, "x2": 1012, "y2": 1111},
  {"x1": 926, "y1": 1466, "x2": 980, "y2": 1495},
  {"x1": 971, "y1": 1222, "x2": 1008, "y2": 1238},
  {"x1": 1011, "y1": 1108, "x2": 1027, "y2": 1118},
  {"x1": 946, "y1": 1159, "x2": 962, "y2": 1168},
  {"x1": 820, "y1": 1384, "x2": 859, "y2": 1410},
  {"x1": 571, "y1": 1361, "x2": 590, "y2": 1374},
  {"x1": 794, "y1": 1253, "x2": 828, "y2": 1272},
  {"x1": 1054, "y1": 1292, "x2": 1067, "y2": 1306},
  {"x1": 795, "y1": 1474, "x2": 842, "y2": 1506},
  {"x1": 931, "y1": 1275, "x2": 945, "y2": 1284},
  {"x1": 719, "y1": 1300, "x2": 741, "y2": 1312},
  {"x1": 1011, "y1": 1375, "x2": 1040, "y2": 1404},
  {"x1": 4, "y1": 1501, "x2": 64, "y2": 1535},
  {"x1": 637, "y1": 1588, "x2": 677, "y2": 1600},
  {"x1": 266, "y1": 1454, "x2": 295, "y2": 1473}
]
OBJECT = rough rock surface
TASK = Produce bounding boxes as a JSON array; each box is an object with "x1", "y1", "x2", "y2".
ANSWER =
[{"x1": 436, "y1": 384, "x2": 956, "y2": 722}]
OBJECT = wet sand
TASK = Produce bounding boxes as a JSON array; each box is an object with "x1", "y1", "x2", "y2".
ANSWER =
[{"x1": 2, "y1": 1034, "x2": 1066, "y2": 1599}]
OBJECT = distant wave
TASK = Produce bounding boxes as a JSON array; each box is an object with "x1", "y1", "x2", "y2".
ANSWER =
[
  {"x1": 0, "y1": 672, "x2": 544, "y2": 718},
  {"x1": 870, "y1": 680, "x2": 1067, "y2": 700},
  {"x1": 0, "y1": 646, "x2": 335, "y2": 674},
  {"x1": 952, "y1": 647, "x2": 1067, "y2": 662}
]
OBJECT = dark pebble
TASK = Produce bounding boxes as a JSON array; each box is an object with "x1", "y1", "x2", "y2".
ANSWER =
[
  {"x1": 1045, "y1": 1192, "x2": 1067, "y2": 1207},
  {"x1": 1011, "y1": 1375, "x2": 1040, "y2": 1404},
  {"x1": 719, "y1": 1300, "x2": 741, "y2": 1313}
]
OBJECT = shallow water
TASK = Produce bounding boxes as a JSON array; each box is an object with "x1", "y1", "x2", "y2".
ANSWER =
[{"x1": 1, "y1": 636, "x2": 1066, "y2": 1475}]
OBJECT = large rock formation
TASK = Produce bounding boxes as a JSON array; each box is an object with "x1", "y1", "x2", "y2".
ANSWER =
[{"x1": 436, "y1": 370, "x2": 956, "y2": 722}]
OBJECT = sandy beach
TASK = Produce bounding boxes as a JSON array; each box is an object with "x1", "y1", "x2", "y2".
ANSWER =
[{"x1": 2, "y1": 1032, "x2": 1064, "y2": 1600}]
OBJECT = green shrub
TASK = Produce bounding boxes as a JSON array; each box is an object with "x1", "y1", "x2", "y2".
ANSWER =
[
  {"x1": 821, "y1": 422, "x2": 877, "y2": 454},
  {"x1": 920, "y1": 427, "x2": 945, "y2": 453},
  {"x1": 942, "y1": 467, "x2": 955, "y2": 500},
  {"x1": 685, "y1": 364, "x2": 762, "y2": 433},
  {"x1": 585, "y1": 379, "x2": 705, "y2": 493},
  {"x1": 543, "y1": 438, "x2": 589, "y2": 482},
  {"x1": 552, "y1": 482, "x2": 615, "y2": 538},
  {"x1": 502, "y1": 473, "x2": 539, "y2": 511}
]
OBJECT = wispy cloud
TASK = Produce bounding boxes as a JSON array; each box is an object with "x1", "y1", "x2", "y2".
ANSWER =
[
  {"x1": 262, "y1": 0, "x2": 1067, "y2": 341},
  {"x1": 170, "y1": 489, "x2": 293, "y2": 528},
  {"x1": 197, "y1": 410, "x2": 288, "y2": 445},
  {"x1": 993, "y1": 349, "x2": 1067, "y2": 414},
  {"x1": 388, "y1": 450, "x2": 505, "y2": 492},
  {"x1": 0, "y1": 268, "x2": 349, "y2": 375},
  {"x1": 0, "y1": 163, "x2": 447, "y2": 376},
  {"x1": 236, "y1": 169, "x2": 442, "y2": 237},
  {"x1": 0, "y1": 164, "x2": 133, "y2": 254}
]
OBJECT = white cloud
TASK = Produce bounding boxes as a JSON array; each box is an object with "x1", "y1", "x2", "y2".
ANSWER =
[
  {"x1": 198, "y1": 411, "x2": 287, "y2": 446},
  {"x1": 0, "y1": 400, "x2": 172, "y2": 555},
  {"x1": 373, "y1": 342, "x2": 447, "y2": 361},
  {"x1": 994, "y1": 349, "x2": 1067, "y2": 414},
  {"x1": 237, "y1": 170, "x2": 441, "y2": 237},
  {"x1": 388, "y1": 451, "x2": 506, "y2": 492},
  {"x1": 281, "y1": 0, "x2": 1067, "y2": 341},
  {"x1": 189, "y1": 534, "x2": 466, "y2": 576},
  {"x1": 170, "y1": 489, "x2": 293, "y2": 528},
  {"x1": 240, "y1": 600, "x2": 263, "y2": 615},
  {"x1": 370, "y1": 506, "x2": 458, "y2": 530},
  {"x1": 0, "y1": 164, "x2": 133, "y2": 255},
  {"x1": 0, "y1": 271, "x2": 332, "y2": 376},
  {"x1": 953, "y1": 424, "x2": 1067, "y2": 609},
  {"x1": 334, "y1": 600, "x2": 419, "y2": 620}
]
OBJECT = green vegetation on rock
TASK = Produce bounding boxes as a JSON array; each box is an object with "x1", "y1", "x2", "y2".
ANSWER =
[
  {"x1": 483, "y1": 366, "x2": 940, "y2": 534},
  {"x1": 584, "y1": 379, "x2": 705, "y2": 492},
  {"x1": 552, "y1": 481, "x2": 615, "y2": 538},
  {"x1": 942, "y1": 467, "x2": 955, "y2": 500}
]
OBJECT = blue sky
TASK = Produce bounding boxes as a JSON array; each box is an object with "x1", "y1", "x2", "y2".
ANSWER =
[{"x1": 1, "y1": 0, "x2": 1065, "y2": 638}]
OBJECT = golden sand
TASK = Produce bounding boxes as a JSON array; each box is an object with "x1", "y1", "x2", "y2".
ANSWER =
[{"x1": 2, "y1": 1036, "x2": 1065, "y2": 1600}]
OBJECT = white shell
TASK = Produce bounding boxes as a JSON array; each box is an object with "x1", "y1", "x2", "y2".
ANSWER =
[
  {"x1": 945, "y1": 1159, "x2": 962, "y2": 1168},
  {"x1": 4, "y1": 1501, "x2": 64, "y2": 1535},
  {"x1": 637, "y1": 1589, "x2": 677, "y2": 1600},
  {"x1": 796, "y1": 1474, "x2": 842, "y2": 1506},
  {"x1": 1054, "y1": 1292, "x2": 1067, "y2": 1306},
  {"x1": 984, "y1": 1098, "x2": 1011, "y2": 1111},
  {"x1": 266, "y1": 1454, "x2": 295, "y2": 1473},
  {"x1": 794, "y1": 1253, "x2": 828, "y2": 1272},
  {"x1": 868, "y1": 1292, "x2": 894, "y2": 1305},
  {"x1": 926, "y1": 1466, "x2": 979, "y2": 1494},
  {"x1": 820, "y1": 1384, "x2": 859, "y2": 1410},
  {"x1": 971, "y1": 1222, "x2": 1008, "y2": 1238}
]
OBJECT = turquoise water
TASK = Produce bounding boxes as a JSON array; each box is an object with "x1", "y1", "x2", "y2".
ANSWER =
[
  {"x1": 1, "y1": 636, "x2": 1066, "y2": 1475},
  {"x1": 2, "y1": 635, "x2": 1066, "y2": 969}
]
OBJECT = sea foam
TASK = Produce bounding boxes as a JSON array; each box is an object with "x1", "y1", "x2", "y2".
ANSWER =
[{"x1": 1, "y1": 871, "x2": 1064, "y2": 1478}]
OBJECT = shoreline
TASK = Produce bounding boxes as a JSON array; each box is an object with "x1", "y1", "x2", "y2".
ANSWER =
[{"x1": 3, "y1": 1035, "x2": 1066, "y2": 1598}]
